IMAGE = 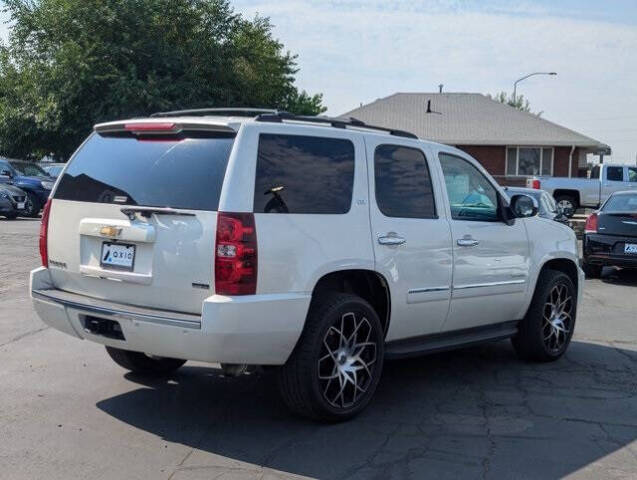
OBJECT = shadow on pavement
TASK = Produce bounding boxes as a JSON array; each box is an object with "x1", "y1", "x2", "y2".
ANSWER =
[
  {"x1": 601, "y1": 267, "x2": 637, "y2": 287},
  {"x1": 97, "y1": 340, "x2": 637, "y2": 479}
]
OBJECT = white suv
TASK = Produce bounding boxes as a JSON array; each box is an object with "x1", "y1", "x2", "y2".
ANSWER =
[{"x1": 31, "y1": 109, "x2": 583, "y2": 421}]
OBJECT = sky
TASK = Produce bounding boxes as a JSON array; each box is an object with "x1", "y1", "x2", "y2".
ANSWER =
[
  {"x1": 231, "y1": 0, "x2": 637, "y2": 164},
  {"x1": 1, "y1": 0, "x2": 636, "y2": 164}
]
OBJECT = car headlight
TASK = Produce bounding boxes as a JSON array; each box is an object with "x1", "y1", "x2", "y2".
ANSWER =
[
  {"x1": 40, "y1": 180, "x2": 54, "y2": 190},
  {"x1": 0, "y1": 191, "x2": 9, "y2": 199}
]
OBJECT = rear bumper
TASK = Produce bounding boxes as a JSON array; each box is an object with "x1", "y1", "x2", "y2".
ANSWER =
[
  {"x1": 30, "y1": 267, "x2": 311, "y2": 365},
  {"x1": 583, "y1": 234, "x2": 637, "y2": 268}
]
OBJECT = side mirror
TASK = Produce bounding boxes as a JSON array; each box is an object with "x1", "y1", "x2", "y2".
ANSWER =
[
  {"x1": 510, "y1": 194, "x2": 538, "y2": 218},
  {"x1": 0, "y1": 169, "x2": 12, "y2": 179}
]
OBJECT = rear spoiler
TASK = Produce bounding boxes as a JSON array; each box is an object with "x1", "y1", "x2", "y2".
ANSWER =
[{"x1": 94, "y1": 120, "x2": 237, "y2": 136}]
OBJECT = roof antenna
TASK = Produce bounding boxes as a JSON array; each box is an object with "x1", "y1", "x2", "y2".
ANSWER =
[
  {"x1": 438, "y1": 84, "x2": 443, "y2": 93},
  {"x1": 426, "y1": 99, "x2": 442, "y2": 115}
]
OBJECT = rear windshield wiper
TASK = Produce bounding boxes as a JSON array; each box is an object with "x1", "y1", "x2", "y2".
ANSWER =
[{"x1": 121, "y1": 206, "x2": 196, "y2": 220}]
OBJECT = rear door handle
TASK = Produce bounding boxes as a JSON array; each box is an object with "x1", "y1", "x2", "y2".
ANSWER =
[
  {"x1": 378, "y1": 233, "x2": 406, "y2": 246},
  {"x1": 457, "y1": 237, "x2": 479, "y2": 247}
]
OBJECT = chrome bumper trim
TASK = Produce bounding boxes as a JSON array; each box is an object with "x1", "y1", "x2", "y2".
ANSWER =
[{"x1": 32, "y1": 289, "x2": 201, "y2": 330}]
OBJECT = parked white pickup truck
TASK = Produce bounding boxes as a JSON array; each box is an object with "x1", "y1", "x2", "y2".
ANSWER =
[{"x1": 527, "y1": 164, "x2": 637, "y2": 216}]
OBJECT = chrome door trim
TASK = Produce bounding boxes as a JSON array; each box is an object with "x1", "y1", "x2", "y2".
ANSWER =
[
  {"x1": 408, "y1": 286, "x2": 450, "y2": 294},
  {"x1": 453, "y1": 279, "x2": 526, "y2": 290}
]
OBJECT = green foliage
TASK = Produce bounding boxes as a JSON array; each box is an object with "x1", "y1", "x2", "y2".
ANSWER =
[
  {"x1": 0, "y1": 0, "x2": 326, "y2": 159},
  {"x1": 488, "y1": 91, "x2": 536, "y2": 114}
]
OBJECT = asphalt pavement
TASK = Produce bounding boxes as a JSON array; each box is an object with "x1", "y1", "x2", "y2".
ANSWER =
[{"x1": 0, "y1": 218, "x2": 636, "y2": 479}]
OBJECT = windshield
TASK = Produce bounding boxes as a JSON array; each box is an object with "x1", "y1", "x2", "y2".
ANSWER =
[
  {"x1": 602, "y1": 193, "x2": 637, "y2": 213},
  {"x1": 542, "y1": 193, "x2": 558, "y2": 214},
  {"x1": 9, "y1": 161, "x2": 47, "y2": 176},
  {"x1": 54, "y1": 133, "x2": 234, "y2": 211}
]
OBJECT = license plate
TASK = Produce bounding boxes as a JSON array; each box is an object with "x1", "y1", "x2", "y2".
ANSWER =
[
  {"x1": 100, "y1": 242, "x2": 135, "y2": 270},
  {"x1": 625, "y1": 243, "x2": 637, "y2": 254},
  {"x1": 17, "y1": 202, "x2": 25, "y2": 209}
]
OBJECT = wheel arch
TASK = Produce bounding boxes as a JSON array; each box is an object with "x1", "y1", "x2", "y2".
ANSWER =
[
  {"x1": 524, "y1": 257, "x2": 580, "y2": 319},
  {"x1": 309, "y1": 269, "x2": 391, "y2": 337},
  {"x1": 539, "y1": 258, "x2": 579, "y2": 292},
  {"x1": 553, "y1": 189, "x2": 580, "y2": 207}
]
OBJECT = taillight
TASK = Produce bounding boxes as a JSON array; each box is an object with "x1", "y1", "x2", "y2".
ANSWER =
[
  {"x1": 215, "y1": 212, "x2": 257, "y2": 295},
  {"x1": 531, "y1": 179, "x2": 541, "y2": 189},
  {"x1": 39, "y1": 198, "x2": 52, "y2": 267},
  {"x1": 584, "y1": 213, "x2": 598, "y2": 234}
]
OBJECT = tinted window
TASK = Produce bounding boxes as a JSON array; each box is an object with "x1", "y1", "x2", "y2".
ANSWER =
[
  {"x1": 254, "y1": 134, "x2": 354, "y2": 214},
  {"x1": 603, "y1": 194, "x2": 637, "y2": 212},
  {"x1": 607, "y1": 166, "x2": 624, "y2": 182},
  {"x1": 628, "y1": 167, "x2": 637, "y2": 183},
  {"x1": 54, "y1": 133, "x2": 234, "y2": 210},
  {"x1": 439, "y1": 153, "x2": 499, "y2": 221},
  {"x1": 374, "y1": 145, "x2": 435, "y2": 218}
]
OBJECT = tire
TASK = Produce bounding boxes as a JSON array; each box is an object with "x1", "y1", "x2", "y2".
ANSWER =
[
  {"x1": 554, "y1": 194, "x2": 577, "y2": 218},
  {"x1": 105, "y1": 346, "x2": 186, "y2": 374},
  {"x1": 277, "y1": 292, "x2": 384, "y2": 422},
  {"x1": 512, "y1": 269, "x2": 576, "y2": 362},
  {"x1": 582, "y1": 262, "x2": 602, "y2": 279},
  {"x1": 3, "y1": 213, "x2": 18, "y2": 220},
  {"x1": 23, "y1": 192, "x2": 41, "y2": 218}
]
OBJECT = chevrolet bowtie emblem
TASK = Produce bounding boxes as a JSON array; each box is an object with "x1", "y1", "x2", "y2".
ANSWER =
[{"x1": 100, "y1": 226, "x2": 122, "y2": 237}]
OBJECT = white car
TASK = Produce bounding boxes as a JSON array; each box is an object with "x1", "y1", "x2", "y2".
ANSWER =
[{"x1": 31, "y1": 109, "x2": 583, "y2": 421}]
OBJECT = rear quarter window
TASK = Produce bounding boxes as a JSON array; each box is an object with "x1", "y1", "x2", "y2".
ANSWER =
[
  {"x1": 374, "y1": 144, "x2": 436, "y2": 218},
  {"x1": 253, "y1": 134, "x2": 355, "y2": 214},
  {"x1": 54, "y1": 133, "x2": 234, "y2": 211}
]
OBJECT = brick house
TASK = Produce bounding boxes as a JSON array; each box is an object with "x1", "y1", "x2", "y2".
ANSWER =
[{"x1": 341, "y1": 93, "x2": 610, "y2": 186}]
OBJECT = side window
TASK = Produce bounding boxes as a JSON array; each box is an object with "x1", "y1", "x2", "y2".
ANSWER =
[
  {"x1": 374, "y1": 145, "x2": 436, "y2": 219},
  {"x1": 627, "y1": 167, "x2": 637, "y2": 183},
  {"x1": 439, "y1": 153, "x2": 499, "y2": 221},
  {"x1": 254, "y1": 134, "x2": 355, "y2": 214},
  {"x1": 606, "y1": 166, "x2": 624, "y2": 182}
]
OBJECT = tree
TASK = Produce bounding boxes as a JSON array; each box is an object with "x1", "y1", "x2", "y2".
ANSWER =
[
  {"x1": 0, "y1": 0, "x2": 326, "y2": 159},
  {"x1": 488, "y1": 91, "x2": 537, "y2": 115}
]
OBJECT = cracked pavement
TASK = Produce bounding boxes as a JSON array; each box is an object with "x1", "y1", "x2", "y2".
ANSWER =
[{"x1": 1, "y1": 219, "x2": 636, "y2": 479}]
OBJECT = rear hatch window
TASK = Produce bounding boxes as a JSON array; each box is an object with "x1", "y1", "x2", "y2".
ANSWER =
[{"x1": 54, "y1": 132, "x2": 234, "y2": 210}]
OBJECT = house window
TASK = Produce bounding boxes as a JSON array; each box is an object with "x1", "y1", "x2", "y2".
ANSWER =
[{"x1": 506, "y1": 147, "x2": 554, "y2": 176}]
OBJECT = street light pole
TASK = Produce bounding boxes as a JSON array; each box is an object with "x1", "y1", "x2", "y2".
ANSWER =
[{"x1": 513, "y1": 71, "x2": 557, "y2": 102}]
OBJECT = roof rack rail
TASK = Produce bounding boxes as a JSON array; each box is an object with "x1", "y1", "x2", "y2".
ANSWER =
[
  {"x1": 150, "y1": 108, "x2": 279, "y2": 118},
  {"x1": 255, "y1": 112, "x2": 418, "y2": 139}
]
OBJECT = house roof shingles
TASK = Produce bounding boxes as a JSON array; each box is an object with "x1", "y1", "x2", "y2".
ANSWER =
[{"x1": 341, "y1": 93, "x2": 610, "y2": 153}]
